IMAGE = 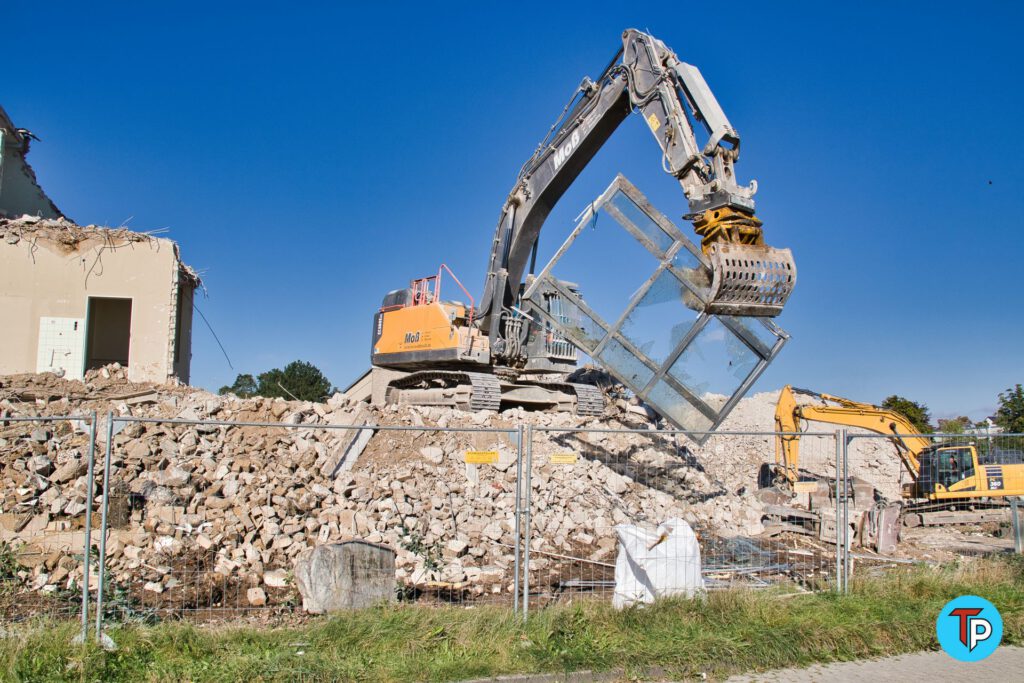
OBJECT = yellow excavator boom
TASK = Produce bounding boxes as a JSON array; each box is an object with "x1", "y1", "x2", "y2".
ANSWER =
[{"x1": 774, "y1": 385, "x2": 932, "y2": 484}]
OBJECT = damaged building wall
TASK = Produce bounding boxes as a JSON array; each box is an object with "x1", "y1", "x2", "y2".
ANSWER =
[
  {"x1": 171, "y1": 267, "x2": 195, "y2": 383},
  {"x1": 0, "y1": 217, "x2": 197, "y2": 384},
  {"x1": 0, "y1": 104, "x2": 198, "y2": 385},
  {"x1": 0, "y1": 106, "x2": 61, "y2": 219}
]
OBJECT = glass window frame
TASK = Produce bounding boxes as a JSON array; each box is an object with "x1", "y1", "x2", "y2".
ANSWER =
[{"x1": 523, "y1": 175, "x2": 789, "y2": 444}]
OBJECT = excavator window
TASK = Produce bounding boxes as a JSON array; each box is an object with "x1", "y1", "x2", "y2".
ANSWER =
[{"x1": 935, "y1": 447, "x2": 974, "y2": 487}]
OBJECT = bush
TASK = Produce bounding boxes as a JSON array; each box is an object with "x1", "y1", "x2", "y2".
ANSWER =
[
  {"x1": 217, "y1": 362, "x2": 333, "y2": 402},
  {"x1": 257, "y1": 360, "x2": 332, "y2": 402}
]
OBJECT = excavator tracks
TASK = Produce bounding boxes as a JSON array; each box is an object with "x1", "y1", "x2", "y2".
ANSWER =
[
  {"x1": 900, "y1": 499, "x2": 1014, "y2": 527},
  {"x1": 567, "y1": 383, "x2": 605, "y2": 416},
  {"x1": 383, "y1": 369, "x2": 603, "y2": 415},
  {"x1": 465, "y1": 372, "x2": 502, "y2": 411},
  {"x1": 386, "y1": 370, "x2": 501, "y2": 412}
]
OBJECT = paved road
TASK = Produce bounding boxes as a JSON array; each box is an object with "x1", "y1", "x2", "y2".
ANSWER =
[{"x1": 723, "y1": 645, "x2": 1024, "y2": 682}]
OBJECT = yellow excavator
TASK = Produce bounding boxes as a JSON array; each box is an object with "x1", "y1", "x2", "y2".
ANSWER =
[{"x1": 770, "y1": 385, "x2": 1024, "y2": 527}]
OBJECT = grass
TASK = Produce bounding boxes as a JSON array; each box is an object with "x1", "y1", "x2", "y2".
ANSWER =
[{"x1": 1, "y1": 557, "x2": 1022, "y2": 682}]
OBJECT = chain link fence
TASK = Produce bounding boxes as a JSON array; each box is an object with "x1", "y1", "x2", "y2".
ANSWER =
[
  {"x1": 515, "y1": 426, "x2": 841, "y2": 615},
  {"x1": 87, "y1": 417, "x2": 527, "y2": 635},
  {"x1": 845, "y1": 431, "x2": 1024, "y2": 572},
  {"x1": 2, "y1": 408, "x2": 1022, "y2": 640},
  {"x1": 0, "y1": 413, "x2": 98, "y2": 636}
]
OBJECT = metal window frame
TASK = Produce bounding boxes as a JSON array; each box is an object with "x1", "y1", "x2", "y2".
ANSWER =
[{"x1": 524, "y1": 175, "x2": 788, "y2": 444}]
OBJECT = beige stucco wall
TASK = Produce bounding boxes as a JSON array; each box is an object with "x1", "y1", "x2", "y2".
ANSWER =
[{"x1": 0, "y1": 231, "x2": 193, "y2": 383}]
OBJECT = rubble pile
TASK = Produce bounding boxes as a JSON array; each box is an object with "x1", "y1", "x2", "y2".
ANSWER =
[{"x1": 0, "y1": 369, "x2": 904, "y2": 609}]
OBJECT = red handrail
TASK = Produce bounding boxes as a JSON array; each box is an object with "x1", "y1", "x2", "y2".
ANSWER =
[
  {"x1": 388, "y1": 265, "x2": 476, "y2": 326},
  {"x1": 437, "y1": 263, "x2": 475, "y2": 326}
]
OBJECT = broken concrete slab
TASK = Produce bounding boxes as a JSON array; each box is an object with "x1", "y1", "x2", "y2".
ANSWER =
[{"x1": 293, "y1": 541, "x2": 396, "y2": 613}]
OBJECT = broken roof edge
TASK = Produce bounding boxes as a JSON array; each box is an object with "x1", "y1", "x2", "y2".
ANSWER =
[
  {"x1": 0, "y1": 104, "x2": 65, "y2": 220},
  {"x1": 0, "y1": 213, "x2": 202, "y2": 288}
]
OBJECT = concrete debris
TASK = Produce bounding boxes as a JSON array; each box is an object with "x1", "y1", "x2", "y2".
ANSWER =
[
  {"x1": 293, "y1": 541, "x2": 396, "y2": 613},
  {"x1": 246, "y1": 587, "x2": 267, "y2": 607},
  {"x1": 0, "y1": 367, "x2": 961, "y2": 611},
  {"x1": 263, "y1": 568, "x2": 289, "y2": 588}
]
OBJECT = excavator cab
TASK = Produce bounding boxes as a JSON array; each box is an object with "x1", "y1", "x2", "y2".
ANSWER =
[{"x1": 915, "y1": 446, "x2": 976, "y2": 496}]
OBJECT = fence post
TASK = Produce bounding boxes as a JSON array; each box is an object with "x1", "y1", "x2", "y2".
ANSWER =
[
  {"x1": 1011, "y1": 499, "x2": 1023, "y2": 554},
  {"x1": 95, "y1": 413, "x2": 115, "y2": 639},
  {"x1": 834, "y1": 430, "x2": 842, "y2": 592},
  {"x1": 839, "y1": 429, "x2": 850, "y2": 593},
  {"x1": 79, "y1": 412, "x2": 98, "y2": 642},
  {"x1": 513, "y1": 425, "x2": 524, "y2": 616},
  {"x1": 522, "y1": 425, "x2": 534, "y2": 620}
]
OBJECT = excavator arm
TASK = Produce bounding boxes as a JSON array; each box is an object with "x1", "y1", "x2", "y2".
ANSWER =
[
  {"x1": 479, "y1": 29, "x2": 795, "y2": 361},
  {"x1": 775, "y1": 385, "x2": 932, "y2": 485}
]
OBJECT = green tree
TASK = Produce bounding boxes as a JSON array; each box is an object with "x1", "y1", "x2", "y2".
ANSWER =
[
  {"x1": 218, "y1": 373, "x2": 258, "y2": 398},
  {"x1": 936, "y1": 416, "x2": 971, "y2": 434},
  {"x1": 256, "y1": 360, "x2": 332, "y2": 402},
  {"x1": 880, "y1": 395, "x2": 932, "y2": 434},
  {"x1": 995, "y1": 384, "x2": 1024, "y2": 433}
]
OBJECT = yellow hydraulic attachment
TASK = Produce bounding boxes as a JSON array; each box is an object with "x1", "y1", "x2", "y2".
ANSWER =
[
  {"x1": 774, "y1": 385, "x2": 1024, "y2": 502},
  {"x1": 690, "y1": 206, "x2": 795, "y2": 317},
  {"x1": 691, "y1": 206, "x2": 765, "y2": 253}
]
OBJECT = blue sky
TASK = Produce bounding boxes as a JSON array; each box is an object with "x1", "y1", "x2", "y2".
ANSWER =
[{"x1": 7, "y1": 1, "x2": 1023, "y2": 421}]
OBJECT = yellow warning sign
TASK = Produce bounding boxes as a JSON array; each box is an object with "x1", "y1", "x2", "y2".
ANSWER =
[
  {"x1": 464, "y1": 450, "x2": 498, "y2": 464},
  {"x1": 550, "y1": 453, "x2": 578, "y2": 465},
  {"x1": 646, "y1": 112, "x2": 661, "y2": 133}
]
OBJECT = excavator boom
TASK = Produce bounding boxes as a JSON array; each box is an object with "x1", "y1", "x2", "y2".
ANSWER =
[
  {"x1": 480, "y1": 29, "x2": 796, "y2": 359},
  {"x1": 775, "y1": 385, "x2": 929, "y2": 484}
]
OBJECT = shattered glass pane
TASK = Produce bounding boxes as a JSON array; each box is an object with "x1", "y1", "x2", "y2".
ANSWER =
[
  {"x1": 668, "y1": 317, "x2": 758, "y2": 412},
  {"x1": 669, "y1": 249, "x2": 711, "y2": 306},
  {"x1": 721, "y1": 315, "x2": 782, "y2": 357},
  {"x1": 524, "y1": 175, "x2": 788, "y2": 440},
  {"x1": 619, "y1": 270, "x2": 699, "y2": 365},
  {"x1": 605, "y1": 189, "x2": 676, "y2": 255},
  {"x1": 555, "y1": 293, "x2": 607, "y2": 353},
  {"x1": 646, "y1": 380, "x2": 714, "y2": 433},
  {"x1": 596, "y1": 337, "x2": 654, "y2": 389}
]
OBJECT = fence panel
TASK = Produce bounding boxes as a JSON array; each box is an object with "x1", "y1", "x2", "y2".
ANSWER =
[
  {"x1": 91, "y1": 416, "x2": 523, "y2": 631},
  {"x1": 522, "y1": 426, "x2": 840, "y2": 612},
  {"x1": 0, "y1": 413, "x2": 97, "y2": 630},
  {"x1": 845, "y1": 431, "x2": 1024, "y2": 573}
]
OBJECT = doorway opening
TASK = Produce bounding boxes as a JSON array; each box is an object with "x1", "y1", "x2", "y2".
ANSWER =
[{"x1": 85, "y1": 297, "x2": 132, "y2": 371}]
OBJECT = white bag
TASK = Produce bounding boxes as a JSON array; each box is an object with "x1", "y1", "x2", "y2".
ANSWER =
[{"x1": 612, "y1": 517, "x2": 704, "y2": 609}]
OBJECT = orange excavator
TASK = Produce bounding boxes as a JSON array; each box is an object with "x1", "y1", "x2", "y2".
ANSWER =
[{"x1": 368, "y1": 29, "x2": 795, "y2": 429}]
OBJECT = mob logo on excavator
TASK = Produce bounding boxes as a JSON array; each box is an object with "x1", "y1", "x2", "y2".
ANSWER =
[
  {"x1": 404, "y1": 332, "x2": 421, "y2": 344},
  {"x1": 552, "y1": 130, "x2": 581, "y2": 170}
]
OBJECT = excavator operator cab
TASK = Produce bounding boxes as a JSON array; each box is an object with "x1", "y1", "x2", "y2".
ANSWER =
[{"x1": 917, "y1": 446, "x2": 976, "y2": 495}]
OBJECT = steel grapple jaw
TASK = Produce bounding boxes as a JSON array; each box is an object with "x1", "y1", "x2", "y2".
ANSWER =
[
  {"x1": 689, "y1": 205, "x2": 796, "y2": 317},
  {"x1": 705, "y1": 242, "x2": 796, "y2": 317}
]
